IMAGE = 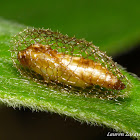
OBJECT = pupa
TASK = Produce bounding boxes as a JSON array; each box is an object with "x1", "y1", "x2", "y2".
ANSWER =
[{"x1": 18, "y1": 43, "x2": 125, "y2": 90}]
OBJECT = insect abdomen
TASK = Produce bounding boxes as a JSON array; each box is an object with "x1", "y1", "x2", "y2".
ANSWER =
[{"x1": 18, "y1": 44, "x2": 125, "y2": 90}]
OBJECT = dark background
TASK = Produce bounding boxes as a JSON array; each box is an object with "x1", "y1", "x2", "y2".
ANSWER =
[{"x1": 0, "y1": 0, "x2": 140, "y2": 139}]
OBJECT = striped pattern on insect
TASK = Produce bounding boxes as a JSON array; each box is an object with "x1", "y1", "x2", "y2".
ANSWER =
[{"x1": 18, "y1": 43, "x2": 125, "y2": 90}]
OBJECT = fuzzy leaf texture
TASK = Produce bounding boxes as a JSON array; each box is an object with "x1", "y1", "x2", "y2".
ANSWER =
[{"x1": 0, "y1": 18, "x2": 140, "y2": 139}]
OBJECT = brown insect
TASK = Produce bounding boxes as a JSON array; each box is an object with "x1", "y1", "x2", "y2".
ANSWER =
[
  {"x1": 11, "y1": 28, "x2": 129, "y2": 99},
  {"x1": 18, "y1": 43, "x2": 125, "y2": 90}
]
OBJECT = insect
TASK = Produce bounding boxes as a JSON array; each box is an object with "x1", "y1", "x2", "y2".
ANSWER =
[
  {"x1": 10, "y1": 28, "x2": 130, "y2": 99},
  {"x1": 18, "y1": 43, "x2": 125, "y2": 90}
]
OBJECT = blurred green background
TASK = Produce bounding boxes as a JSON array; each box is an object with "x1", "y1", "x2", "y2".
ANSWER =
[
  {"x1": 1, "y1": 0, "x2": 140, "y2": 55},
  {"x1": 1, "y1": 0, "x2": 140, "y2": 139}
]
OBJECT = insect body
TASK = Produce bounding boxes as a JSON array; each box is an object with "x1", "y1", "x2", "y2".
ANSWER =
[{"x1": 18, "y1": 44, "x2": 125, "y2": 90}]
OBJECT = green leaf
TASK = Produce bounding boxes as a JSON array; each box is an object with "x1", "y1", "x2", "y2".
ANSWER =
[{"x1": 0, "y1": 19, "x2": 140, "y2": 139}]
